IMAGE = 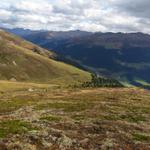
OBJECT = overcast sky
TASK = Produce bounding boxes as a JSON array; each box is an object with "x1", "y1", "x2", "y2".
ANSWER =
[{"x1": 0, "y1": 0, "x2": 150, "y2": 33}]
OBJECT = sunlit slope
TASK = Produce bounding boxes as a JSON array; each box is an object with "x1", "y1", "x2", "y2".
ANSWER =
[
  {"x1": 0, "y1": 29, "x2": 55, "y2": 58},
  {"x1": 0, "y1": 30, "x2": 91, "y2": 85}
]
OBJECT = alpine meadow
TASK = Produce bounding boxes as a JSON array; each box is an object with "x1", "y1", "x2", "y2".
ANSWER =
[{"x1": 0, "y1": 0, "x2": 150, "y2": 150}]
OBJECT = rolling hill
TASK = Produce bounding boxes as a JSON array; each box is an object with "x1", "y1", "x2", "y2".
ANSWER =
[
  {"x1": 0, "y1": 29, "x2": 91, "y2": 85},
  {"x1": 10, "y1": 29, "x2": 150, "y2": 88}
]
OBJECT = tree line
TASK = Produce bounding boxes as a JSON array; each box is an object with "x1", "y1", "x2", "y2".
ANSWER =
[{"x1": 81, "y1": 74, "x2": 123, "y2": 88}]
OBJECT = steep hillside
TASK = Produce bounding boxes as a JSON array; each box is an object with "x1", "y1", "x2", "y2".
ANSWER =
[
  {"x1": 0, "y1": 29, "x2": 91, "y2": 85},
  {"x1": 12, "y1": 29, "x2": 150, "y2": 88}
]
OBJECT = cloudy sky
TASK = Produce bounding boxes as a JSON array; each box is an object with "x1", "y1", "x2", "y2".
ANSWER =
[{"x1": 0, "y1": 0, "x2": 150, "y2": 33}]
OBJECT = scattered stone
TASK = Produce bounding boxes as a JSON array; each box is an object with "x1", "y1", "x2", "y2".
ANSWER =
[
  {"x1": 28, "y1": 88, "x2": 34, "y2": 92},
  {"x1": 12, "y1": 61, "x2": 17, "y2": 66},
  {"x1": 58, "y1": 134, "x2": 73, "y2": 148},
  {"x1": 7, "y1": 142, "x2": 22, "y2": 150},
  {"x1": 0, "y1": 141, "x2": 7, "y2": 150},
  {"x1": 29, "y1": 132, "x2": 39, "y2": 144},
  {"x1": 10, "y1": 78, "x2": 17, "y2": 82},
  {"x1": 80, "y1": 138, "x2": 89, "y2": 147},
  {"x1": 101, "y1": 138, "x2": 114, "y2": 150},
  {"x1": 41, "y1": 139, "x2": 52, "y2": 149}
]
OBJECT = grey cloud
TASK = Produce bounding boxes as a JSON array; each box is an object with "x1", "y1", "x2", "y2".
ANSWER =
[
  {"x1": 0, "y1": 0, "x2": 150, "y2": 33},
  {"x1": 112, "y1": 0, "x2": 150, "y2": 19}
]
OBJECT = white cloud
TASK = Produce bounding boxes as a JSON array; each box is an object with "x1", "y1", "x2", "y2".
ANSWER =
[{"x1": 0, "y1": 0, "x2": 150, "y2": 33}]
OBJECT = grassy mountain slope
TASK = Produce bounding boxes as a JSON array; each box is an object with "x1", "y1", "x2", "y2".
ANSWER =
[{"x1": 0, "y1": 29, "x2": 91, "y2": 85}]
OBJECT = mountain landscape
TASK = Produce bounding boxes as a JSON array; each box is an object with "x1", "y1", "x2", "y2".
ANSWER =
[
  {"x1": 8, "y1": 28, "x2": 150, "y2": 88},
  {"x1": 0, "y1": 0, "x2": 150, "y2": 149},
  {"x1": 0, "y1": 28, "x2": 149, "y2": 150}
]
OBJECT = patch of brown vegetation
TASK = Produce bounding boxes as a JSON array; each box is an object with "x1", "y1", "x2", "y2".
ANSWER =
[{"x1": 0, "y1": 87, "x2": 149, "y2": 150}]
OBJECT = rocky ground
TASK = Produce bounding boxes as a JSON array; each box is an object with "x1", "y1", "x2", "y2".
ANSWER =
[{"x1": 0, "y1": 87, "x2": 150, "y2": 150}]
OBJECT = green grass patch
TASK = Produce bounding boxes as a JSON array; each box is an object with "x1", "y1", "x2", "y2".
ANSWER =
[
  {"x1": 71, "y1": 114, "x2": 86, "y2": 120},
  {"x1": 120, "y1": 114, "x2": 146, "y2": 123},
  {"x1": 0, "y1": 98, "x2": 35, "y2": 114},
  {"x1": 103, "y1": 115, "x2": 119, "y2": 121},
  {"x1": 40, "y1": 115, "x2": 62, "y2": 122},
  {"x1": 0, "y1": 100, "x2": 25, "y2": 113},
  {"x1": 133, "y1": 133, "x2": 150, "y2": 142},
  {"x1": 0, "y1": 120, "x2": 35, "y2": 138},
  {"x1": 129, "y1": 106, "x2": 150, "y2": 114},
  {"x1": 102, "y1": 113, "x2": 146, "y2": 123},
  {"x1": 0, "y1": 80, "x2": 54, "y2": 92},
  {"x1": 35, "y1": 102, "x2": 93, "y2": 112}
]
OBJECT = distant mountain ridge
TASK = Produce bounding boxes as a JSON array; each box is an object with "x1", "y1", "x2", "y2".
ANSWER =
[{"x1": 4, "y1": 28, "x2": 150, "y2": 88}]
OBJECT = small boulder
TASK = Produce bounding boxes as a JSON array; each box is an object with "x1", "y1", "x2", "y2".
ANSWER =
[
  {"x1": 10, "y1": 78, "x2": 17, "y2": 82},
  {"x1": 28, "y1": 88, "x2": 34, "y2": 92}
]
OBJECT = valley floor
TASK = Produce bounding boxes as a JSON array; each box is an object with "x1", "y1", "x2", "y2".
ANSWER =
[{"x1": 0, "y1": 81, "x2": 149, "y2": 150}]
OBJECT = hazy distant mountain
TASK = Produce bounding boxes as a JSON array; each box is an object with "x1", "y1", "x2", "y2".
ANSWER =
[
  {"x1": 6, "y1": 28, "x2": 150, "y2": 88},
  {"x1": 2, "y1": 28, "x2": 35, "y2": 37}
]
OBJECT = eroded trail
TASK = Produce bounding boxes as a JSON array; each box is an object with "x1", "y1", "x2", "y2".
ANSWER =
[{"x1": 0, "y1": 87, "x2": 150, "y2": 150}]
